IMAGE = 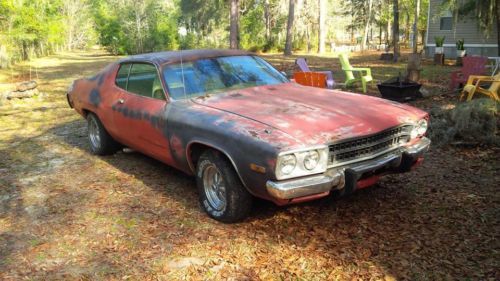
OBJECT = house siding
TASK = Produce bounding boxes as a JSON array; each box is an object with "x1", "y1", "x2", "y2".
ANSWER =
[{"x1": 425, "y1": 0, "x2": 498, "y2": 58}]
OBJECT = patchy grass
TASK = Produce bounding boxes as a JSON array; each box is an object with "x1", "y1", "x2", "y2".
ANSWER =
[{"x1": 0, "y1": 49, "x2": 498, "y2": 280}]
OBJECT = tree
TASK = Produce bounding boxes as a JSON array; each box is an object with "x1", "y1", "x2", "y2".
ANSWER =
[
  {"x1": 264, "y1": 0, "x2": 271, "y2": 43},
  {"x1": 229, "y1": 0, "x2": 239, "y2": 49},
  {"x1": 392, "y1": 0, "x2": 400, "y2": 61},
  {"x1": 318, "y1": 0, "x2": 326, "y2": 53},
  {"x1": 361, "y1": 0, "x2": 373, "y2": 50},
  {"x1": 284, "y1": 0, "x2": 295, "y2": 55},
  {"x1": 412, "y1": 0, "x2": 420, "y2": 53}
]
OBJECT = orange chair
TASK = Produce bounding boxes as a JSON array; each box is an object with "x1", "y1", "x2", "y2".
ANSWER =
[
  {"x1": 460, "y1": 73, "x2": 500, "y2": 102},
  {"x1": 293, "y1": 72, "x2": 328, "y2": 88}
]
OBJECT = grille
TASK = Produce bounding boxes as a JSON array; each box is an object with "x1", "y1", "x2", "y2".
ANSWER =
[{"x1": 328, "y1": 125, "x2": 412, "y2": 165}]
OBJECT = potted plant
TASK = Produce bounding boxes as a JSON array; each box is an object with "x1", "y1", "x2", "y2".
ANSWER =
[
  {"x1": 434, "y1": 36, "x2": 445, "y2": 65},
  {"x1": 456, "y1": 39, "x2": 466, "y2": 57},
  {"x1": 435, "y1": 36, "x2": 445, "y2": 54}
]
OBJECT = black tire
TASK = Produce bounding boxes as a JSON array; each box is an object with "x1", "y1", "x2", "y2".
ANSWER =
[
  {"x1": 196, "y1": 150, "x2": 253, "y2": 223},
  {"x1": 86, "y1": 113, "x2": 120, "y2": 155}
]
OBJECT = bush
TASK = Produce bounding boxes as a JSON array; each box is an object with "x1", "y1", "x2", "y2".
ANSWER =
[{"x1": 428, "y1": 99, "x2": 499, "y2": 146}]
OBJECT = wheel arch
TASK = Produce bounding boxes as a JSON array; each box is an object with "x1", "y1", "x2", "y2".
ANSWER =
[{"x1": 186, "y1": 141, "x2": 254, "y2": 195}]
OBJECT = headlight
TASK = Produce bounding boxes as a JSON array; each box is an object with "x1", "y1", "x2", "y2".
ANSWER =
[
  {"x1": 276, "y1": 146, "x2": 329, "y2": 180},
  {"x1": 411, "y1": 119, "x2": 428, "y2": 139},
  {"x1": 304, "y1": 150, "x2": 320, "y2": 170},
  {"x1": 279, "y1": 154, "x2": 296, "y2": 175}
]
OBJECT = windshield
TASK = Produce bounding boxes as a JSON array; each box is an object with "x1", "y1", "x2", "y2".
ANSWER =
[{"x1": 162, "y1": 55, "x2": 288, "y2": 99}]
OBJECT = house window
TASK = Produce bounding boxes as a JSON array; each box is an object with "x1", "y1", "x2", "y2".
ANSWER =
[{"x1": 440, "y1": 10, "x2": 453, "y2": 31}]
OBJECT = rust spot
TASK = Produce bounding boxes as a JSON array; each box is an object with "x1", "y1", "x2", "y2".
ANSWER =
[
  {"x1": 250, "y1": 163, "x2": 266, "y2": 174},
  {"x1": 229, "y1": 92, "x2": 243, "y2": 98}
]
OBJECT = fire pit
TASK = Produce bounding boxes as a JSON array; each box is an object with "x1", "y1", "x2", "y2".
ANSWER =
[{"x1": 377, "y1": 76, "x2": 422, "y2": 102}]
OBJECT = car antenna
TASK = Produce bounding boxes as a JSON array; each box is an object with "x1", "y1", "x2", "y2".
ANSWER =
[{"x1": 180, "y1": 49, "x2": 187, "y2": 101}]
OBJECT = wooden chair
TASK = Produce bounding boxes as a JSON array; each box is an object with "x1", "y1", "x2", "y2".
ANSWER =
[
  {"x1": 295, "y1": 58, "x2": 335, "y2": 89},
  {"x1": 460, "y1": 73, "x2": 500, "y2": 102},
  {"x1": 450, "y1": 56, "x2": 488, "y2": 91},
  {"x1": 338, "y1": 53, "x2": 373, "y2": 93},
  {"x1": 293, "y1": 72, "x2": 328, "y2": 88}
]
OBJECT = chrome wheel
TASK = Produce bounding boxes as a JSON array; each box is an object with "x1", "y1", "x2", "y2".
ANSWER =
[
  {"x1": 88, "y1": 116, "x2": 101, "y2": 150},
  {"x1": 203, "y1": 164, "x2": 227, "y2": 211}
]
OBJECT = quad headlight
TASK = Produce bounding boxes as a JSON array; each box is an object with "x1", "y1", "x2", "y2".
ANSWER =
[
  {"x1": 279, "y1": 154, "x2": 297, "y2": 175},
  {"x1": 276, "y1": 146, "x2": 329, "y2": 180},
  {"x1": 411, "y1": 119, "x2": 428, "y2": 139}
]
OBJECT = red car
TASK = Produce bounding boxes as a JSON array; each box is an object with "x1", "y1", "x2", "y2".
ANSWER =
[{"x1": 67, "y1": 49, "x2": 430, "y2": 223}]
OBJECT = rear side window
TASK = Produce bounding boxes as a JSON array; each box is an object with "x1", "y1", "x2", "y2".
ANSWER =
[{"x1": 115, "y1": 64, "x2": 131, "y2": 90}]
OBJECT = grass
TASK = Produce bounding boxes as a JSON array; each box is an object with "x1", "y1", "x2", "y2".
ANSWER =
[{"x1": 0, "y1": 49, "x2": 498, "y2": 280}]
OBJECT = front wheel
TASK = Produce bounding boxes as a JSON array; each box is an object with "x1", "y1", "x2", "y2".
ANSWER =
[{"x1": 196, "y1": 150, "x2": 253, "y2": 223}]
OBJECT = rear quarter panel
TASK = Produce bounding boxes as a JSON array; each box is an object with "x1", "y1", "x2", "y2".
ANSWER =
[{"x1": 68, "y1": 63, "x2": 122, "y2": 138}]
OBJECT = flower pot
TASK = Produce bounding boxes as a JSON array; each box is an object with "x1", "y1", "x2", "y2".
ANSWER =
[
  {"x1": 456, "y1": 50, "x2": 466, "y2": 57},
  {"x1": 435, "y1": 47, "x2": 444, "y2": 54},
  {"x1": 434, "y1": 53, "x2": 445, "y2": 65}
]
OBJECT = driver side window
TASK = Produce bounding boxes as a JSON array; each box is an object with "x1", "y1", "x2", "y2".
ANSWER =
[{"x1": 115, "y1": 63, "x2": 166, "y2": 101}]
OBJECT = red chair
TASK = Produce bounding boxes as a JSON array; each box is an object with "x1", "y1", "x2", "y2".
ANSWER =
[
  {"x1": 293, "y1": 72, "x2": 328, "y2": 88},
  {"x1": 450, "y1": 56, "x2": 488, "y2": 91}
]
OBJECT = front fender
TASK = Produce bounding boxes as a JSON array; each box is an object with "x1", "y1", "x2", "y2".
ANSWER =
[{"x1": 164, "y1": 102, "x2": 292, "y2": 199}]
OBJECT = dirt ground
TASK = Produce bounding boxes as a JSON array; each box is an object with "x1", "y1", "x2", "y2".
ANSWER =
[{"x1": 0, "y1": 50, "x2": 498, "y2": 280}]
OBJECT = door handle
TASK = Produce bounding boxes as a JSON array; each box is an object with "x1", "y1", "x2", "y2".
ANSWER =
[{"x1": 118, "y1": 98, "x2": 125, "y2": 104}]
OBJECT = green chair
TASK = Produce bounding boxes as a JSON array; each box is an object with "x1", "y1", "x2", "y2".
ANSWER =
[{"x1": 338, "y1": 53, "x2": 373, "y2": 93}]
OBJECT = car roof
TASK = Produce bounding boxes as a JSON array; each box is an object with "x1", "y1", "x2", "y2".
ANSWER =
[{"x1": 119, "y1": 49, "x2": 254, "y2": 65}]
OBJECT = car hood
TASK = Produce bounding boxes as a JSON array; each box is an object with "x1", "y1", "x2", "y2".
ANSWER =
[{"x1": 192, "y1": 83, "x2": 427, "y2": 146}]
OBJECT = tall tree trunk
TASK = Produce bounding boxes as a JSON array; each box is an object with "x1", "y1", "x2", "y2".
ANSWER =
[
  {"x1": 229, "y1": 0, "x2": 239, "y2": 49},
  {"x1": 412, "y1": 0, "x2": 420, "y2": 53},
  {"x1": 284, "y1": 0, "x2": 296, "y2": 55},
  {"x1": 318, "y1": 0, "x2": 326, "y2": 53},
  {"x1": 405, "y1": 10, "x2": 410, "y2": 45},
  {"x1": 379, "y1": 23, "x2": 382, "y2": 45},
  {"x1": 361, "y1": 0, "x2": 373, "y2": 50},
  {"x1": 306, "y1": 27, "x2": 310, "y2": 53},
  {"x1": 387, "y1": 18, "x2": 391, "y2": 43},
  {"x1": 135, "y1": 9, "x2": 143, "y2": 53},
  {"x1": 392, "y1": 0, "x2": 400, "y2": 61},
  {"x1": 264, "y1": 0, "x2": 271, "y2": 43},
  {"x1": 362, "y1": 0, "x2": 373, "y2": 51}
]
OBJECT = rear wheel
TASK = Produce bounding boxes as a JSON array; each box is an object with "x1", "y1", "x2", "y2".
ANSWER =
[
  {"x1": 87, "y1": 113, "x2": 120, "y2": 155},
  {"x1": 196, "y1": 150, "x2": 253, "y2": 223}
]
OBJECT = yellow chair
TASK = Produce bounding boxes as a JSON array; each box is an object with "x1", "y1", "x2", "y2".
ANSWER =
[{"x1": 460, "y1": 73, "x2": 500, "y2": 102}]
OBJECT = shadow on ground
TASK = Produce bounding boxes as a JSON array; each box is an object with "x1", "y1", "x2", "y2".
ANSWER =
[{"x1": 2, "y1": 115, "x2": 497, "y2": 280}]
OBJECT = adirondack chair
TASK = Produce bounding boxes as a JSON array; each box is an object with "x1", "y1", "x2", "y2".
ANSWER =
[
  {"x1": 450, "y1": 56, "x2": 488, "y2": 91},
  {"x1": 293, "y1": 72, "x2": 327, "y2": 88},
  {"x1": 460, "y1": 73, "x2": 500, "y2": 102},
  {"x1": 295, "y1": 58, "x2": 335, "y2": 89},
  {"x1": 338, "y1": 53, "x2": 373, "y2": 93}
]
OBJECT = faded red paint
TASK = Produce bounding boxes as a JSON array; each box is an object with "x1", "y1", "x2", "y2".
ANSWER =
[
  {"x1": 356, "y1": 175, "x2": 381, "y2": 189},
  {"x1": 67, "y1": 49, "x2": 429, "y2": 205},
  {"x1": 193, "y1": 83, "x2": 427, "y2": 148}
]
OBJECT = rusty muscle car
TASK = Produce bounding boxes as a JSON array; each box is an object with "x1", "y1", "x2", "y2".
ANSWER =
[{"x1": 67, "y1": 49, "x2": 430, "y2": 223}]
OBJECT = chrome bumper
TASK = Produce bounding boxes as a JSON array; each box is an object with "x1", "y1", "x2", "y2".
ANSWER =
[{"x1": 266, "y1": 137, "x2": 430, "y2": 200}]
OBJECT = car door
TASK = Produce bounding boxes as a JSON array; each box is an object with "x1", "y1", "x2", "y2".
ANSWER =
[
  {"x1": 112, "y1": 62, "x2": 174, "y2": 164},
  {"x1": 108, "y1": 63, "x2": 134, "y2": 142}
]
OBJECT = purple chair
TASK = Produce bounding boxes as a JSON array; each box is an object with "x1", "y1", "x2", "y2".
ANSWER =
[{"x1": 295, "y1": 58, "x2": 335, "y2": 89}]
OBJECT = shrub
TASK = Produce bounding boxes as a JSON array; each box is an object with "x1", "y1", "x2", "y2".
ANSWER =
[{"x1": 428, "y1": 99, "x2": 499, "y2": 146}]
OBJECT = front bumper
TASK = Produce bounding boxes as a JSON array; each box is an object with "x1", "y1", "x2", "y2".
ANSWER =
[{"x1": 266, "y1": 137, "x2": 430, "y2": 200}]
